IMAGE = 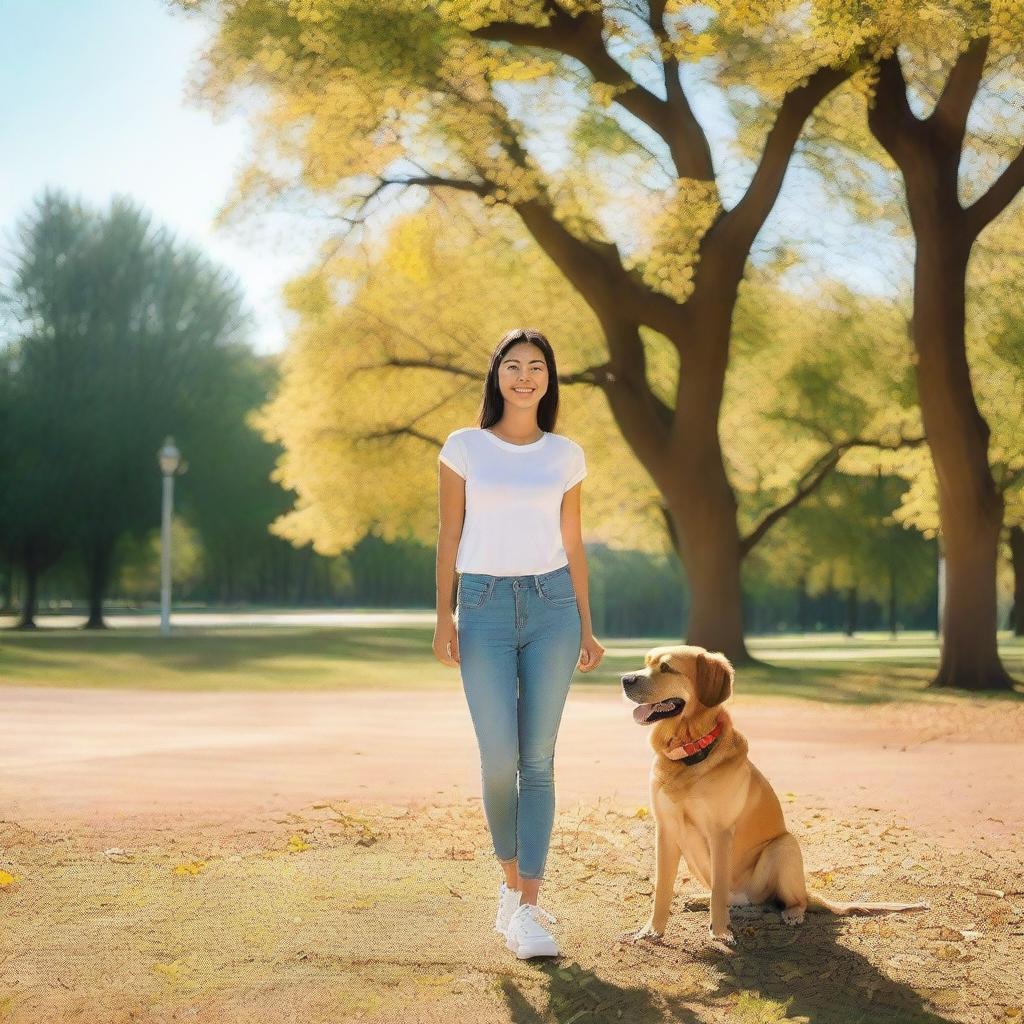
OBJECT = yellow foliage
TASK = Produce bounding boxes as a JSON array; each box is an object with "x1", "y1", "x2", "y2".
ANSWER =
[
  {"x1": 631, "y1": 178, "x2": 722, "y2": 304},
  {"x1": 248, "y1": 198, "x2": 666, "y2": 558},
  {"x1": 175, "y1": 0, "x2": 1024, "y2": 589}
]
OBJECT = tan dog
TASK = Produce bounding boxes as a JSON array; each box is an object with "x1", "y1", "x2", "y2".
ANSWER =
[{"x1": 620, "y1": 644, "x2": 929, "y2": 945}]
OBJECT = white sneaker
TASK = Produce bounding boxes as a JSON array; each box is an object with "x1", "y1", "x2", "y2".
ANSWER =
[
  {"x1": 494, "y1": 881, "x2": 521, "y2": 936},
  {"x1": 505, "y1": 902, "x2": 560, "y2": 958}
]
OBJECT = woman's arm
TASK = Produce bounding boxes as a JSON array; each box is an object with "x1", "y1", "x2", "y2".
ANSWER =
[
  {"x1": 560, "y1": 481, "x2": 593, "y2": 640},
  {"x1": 562, "y1": 480, "x2": 605, "y2": 672},
  {"x1": 435, "y1": 462, "x2": 466, "y2": 653}
]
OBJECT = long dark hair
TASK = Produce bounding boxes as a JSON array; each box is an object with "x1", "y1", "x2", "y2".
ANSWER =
[{"x1": 477, "y1": 328, "x2": 560, "y2": 432}]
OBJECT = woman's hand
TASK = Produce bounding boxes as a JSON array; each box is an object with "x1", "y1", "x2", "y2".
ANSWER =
[
  {"x1": 577, "y1": 632, "x2": 605, "y2": 673},
  {"x1": 432, "y1": 615, "x2": 460, "y2": 667}
]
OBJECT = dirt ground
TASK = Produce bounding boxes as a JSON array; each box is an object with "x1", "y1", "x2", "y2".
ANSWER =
[{"x1": 1, "y1": 685, "x2": 1021, "y2": 1023}]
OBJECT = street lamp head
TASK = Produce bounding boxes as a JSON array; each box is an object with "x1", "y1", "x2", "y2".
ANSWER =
[{"x1": 158, "y1": 436, "x2": 181, "y2": 476}]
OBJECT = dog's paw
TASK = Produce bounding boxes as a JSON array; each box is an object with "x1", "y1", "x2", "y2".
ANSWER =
[
  {"x1": 708, "y1": 923, "x2": 736, "y2": 946},
  {"x1": 781, "y1": 906, "x2": 805, "y2": 926},
  {"x1": 618, "y1": 922, "x2": 664, "y2": 945}
]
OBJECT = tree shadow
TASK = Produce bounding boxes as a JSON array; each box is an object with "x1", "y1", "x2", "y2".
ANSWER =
[
  {"x1": 495, "y1": 960, "x2": 702, "y2": 1024},
  {"x1": 484, "y1": 903, "x2": 958, "y2": 1023},
  {"x1": 688, "y1": 905, "x2": 957, "y2": 1024}
]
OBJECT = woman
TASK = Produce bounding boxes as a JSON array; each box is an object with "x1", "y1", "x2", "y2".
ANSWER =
[{"x1": 432, "y1": 328, "x2": 605, "y2": 959}]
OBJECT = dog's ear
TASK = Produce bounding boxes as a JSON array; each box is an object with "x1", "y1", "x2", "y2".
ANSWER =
[{"x1": 694, "y1": 651, "x2": 734, "y2": 707}]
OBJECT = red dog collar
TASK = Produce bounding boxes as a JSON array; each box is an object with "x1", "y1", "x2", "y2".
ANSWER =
[{"x1": 666, "y1": 717, "x2": 723, "y2": 763}]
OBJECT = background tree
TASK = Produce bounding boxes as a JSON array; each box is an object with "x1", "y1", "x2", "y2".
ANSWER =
[
  {"x1": 781, "y1": 4, "x2": 1024, "y2": 688},
  {"x1": 175, "y1": 348, "x2": 305, "y2": 604},
  {"x1": 965, "y1": 211, "x2": 1024, "y2": 638},
  {"x1": 0, "y1": 189, "x2": 252, "y2": 628},
  {"x1": 829, "y1": 147, "x2": 1024, "y2": 668},
  {"x1": 0, "y1": 193, "x2": 92, "y2": 627}
]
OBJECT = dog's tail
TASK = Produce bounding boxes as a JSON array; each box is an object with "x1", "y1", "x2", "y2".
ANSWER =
[{"x1": 806, "y1": 891, "x2": 930, "y2": 916}]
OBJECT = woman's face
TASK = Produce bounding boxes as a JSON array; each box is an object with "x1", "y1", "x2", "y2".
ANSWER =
[{"x1": 496, "y1": 341, "x2": 549, "y2": 409}]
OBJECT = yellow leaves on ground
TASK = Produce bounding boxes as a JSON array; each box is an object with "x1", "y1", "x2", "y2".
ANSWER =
[
  {"x1": 170, "y1": 835, "x2": 311, "y2": 873},
  {"x1": 152, "y1": 958, "x2": 186, "y2": 983},
  {"x1": 412, "y1": 972, "x2": 455, "y2": 986},
  {"x1": 288, "y1": 834, "x2": 311, "y2": 852},
  {"x1": 173, "y1": 860, "x2": 207, "y2": 875},
  {"x1": 730, "y1": 991, "x2": 801, "y2": 1023}
]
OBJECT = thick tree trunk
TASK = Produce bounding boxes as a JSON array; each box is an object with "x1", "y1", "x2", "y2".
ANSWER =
[
  {"x1": 16, "y1": 562, "x2": 39, "y2": 629},
  {"x1": 888, "y1": 567, "x2": 898, "y2": 637},
  {"x1": 911, "y1": 218, "x2": 1014, "y2": 689},
  {"x1": 670, "y1": 493, "x2": 749, "y2": 662},
  {"x1": 1, "y1": 559, "x2": 13, "y2": 615},
  {"x1": 822, "y1": 578, "x2": 836, "y2": 631},
  {"x1": 83, "y1": 537, "x2": 116, "y2": 630},
  {"x1": 665, "y1": 307, "x2": 752, "y2": 665},
  {"x1": 1007, "y1": 525, "x2": 1023, "y2": 636},
  {"x1": 658, "y1": 482, "x2": 749, "y2": 663},
  {"x1": 866, "y1": 47, "x2": 1018, "y2": 691},
  {"x1": 844, "y1": 585, "x2": 858, "y2": 636}
]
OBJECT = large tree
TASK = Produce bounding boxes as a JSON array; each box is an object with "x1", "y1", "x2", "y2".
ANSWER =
[
  {"x1": 862, "y1": 18, "x2": 1024, "y2": 688},
  {"x1": 876, "y1": 206, "x2": 1024, "y2": 645},
  {"x1": 180, "y1": 0, "x2": 883, "y2": 661}
]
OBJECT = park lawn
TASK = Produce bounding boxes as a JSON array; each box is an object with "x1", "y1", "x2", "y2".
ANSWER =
[{"x1": 0, "y1": 625, "x2": 1021, "y2": 702}]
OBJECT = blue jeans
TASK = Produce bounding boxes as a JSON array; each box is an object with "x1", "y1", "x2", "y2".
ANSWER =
[{"x1": 456, "y1": 564, "x2": 582, "y2": 881}]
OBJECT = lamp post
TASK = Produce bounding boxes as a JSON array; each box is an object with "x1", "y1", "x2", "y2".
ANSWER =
[{"x1": 157, "y1": 437, "x2": 185, "y2": 636}]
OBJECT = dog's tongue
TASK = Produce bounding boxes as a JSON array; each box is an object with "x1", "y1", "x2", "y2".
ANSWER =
[{"x1": 633, "y1": 701, "x2": 675, "y2": 724}]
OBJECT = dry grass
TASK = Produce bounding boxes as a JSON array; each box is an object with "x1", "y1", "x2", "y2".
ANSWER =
[{"x1": 1, "y1": 794, "x2": 1019, "y2": 1024}]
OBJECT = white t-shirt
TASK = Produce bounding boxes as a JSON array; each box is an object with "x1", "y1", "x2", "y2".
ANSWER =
[{"x1": 438, "y1": 427, "x2": 587, "y2": 575}]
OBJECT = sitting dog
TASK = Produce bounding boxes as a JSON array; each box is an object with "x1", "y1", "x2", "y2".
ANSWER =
[{"x1": 620, "y1": 644, "x2": 929, "y2": 944}]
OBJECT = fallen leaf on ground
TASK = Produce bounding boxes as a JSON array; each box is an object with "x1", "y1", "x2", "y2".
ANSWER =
[{"x1": 172, "y1": 861, "x2": 206, "y2": 875}]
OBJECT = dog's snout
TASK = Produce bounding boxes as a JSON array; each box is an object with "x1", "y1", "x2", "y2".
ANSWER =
[{"x1": 621, "y1": 674, "x2": 639, "y2": 688}]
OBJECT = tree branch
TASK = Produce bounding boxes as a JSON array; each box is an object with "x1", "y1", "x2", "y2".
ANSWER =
[
  {"x1": 926, "y1": 35, "x2": 989, "y2": 153},
  {"x1": 964, "y1": 143, "x2": 1024, "y2": 239},
  {"x1": 711, "y1": 61, "x2": 856, "y2": 263},
  {"x1": 647, "y1": 0, "x2": 715, "y2": 180},
  {"x1": 470, "y1": 1, "x2": 713, "y2": 179},
  {"x1": 361, "y1": 357, "x2": 480, "y2": 379},
  {"x1": 480, "y1": 105, "x2": 686, "y2": 338},
  {"x1": 866, "y1": 49, "x2": 925, "y2": 168},
  {"x1": 739, "y1": 430, "x2": 928, "y2": 554},
  {"x1": 379, "y1": 174, "x2": 490, "y2": 198}
]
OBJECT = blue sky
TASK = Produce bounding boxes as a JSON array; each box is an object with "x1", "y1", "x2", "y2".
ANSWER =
[{"x1": 0, "y1": 0, "x2": 313, "y2": 354}]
